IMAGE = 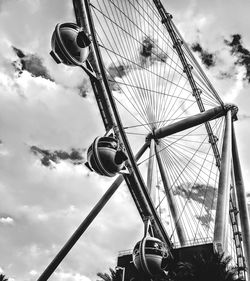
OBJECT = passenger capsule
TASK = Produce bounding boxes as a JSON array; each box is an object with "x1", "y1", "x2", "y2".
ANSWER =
[
  {"x1": 132, "y1": 237, "x2": 169, "y2": 277},
  {"x1": 50, "y1": 22, "x2": 90, "y2": 66},
  {"x1": 86, "y1": 136, "x2": 127, "y2": 177}
]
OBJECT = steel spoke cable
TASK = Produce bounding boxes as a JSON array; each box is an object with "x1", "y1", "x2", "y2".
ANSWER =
[
  {"x1": 130, "y1": 0, "x2": 156, "y2": 127},
  {"x1": 86, "y1": 0, "x2": 239, "y2": 266},
  {"x1": 194, "y1": 163, "x2": 218, "y2": 240},
  {"x1": 157, "y1": 56, "x2": 186, "y2": 126},
  {"x1": 100, "y1": 47, "x2": 150, "y2": 127},
  {"x1": 93, "y1": 3, "x2": 152, "y2": 123},
  {"x1": 120, "y1": 0, "x2": 152, "y2": 121},
  {"x1": 94, "y1": 19, "x2": 152, "y2": 126},
  {"x1": 111, "y1": 80, "x2": 195, "y2": 102},
  {"x1": 113, "y1": 95, "x2": 152, "y2": 133},
  {"x1": 137, "y1": 121, "x2": 207, "y2": 168},
  {"x1": 93, "y1": 1, "x2": 160, "y2": 127},
  {"x1": 161, "y1": 144, "x2": 217, "y2": 240},
  {"x1": 159, "y1": 78, "x2": 193, "y2": 128},
  {"x1": 162, "y1": 141, "x2": 215, "y2": 190},
  {"x1": 163, "y1": 139, "x2": 218, "y2": 216},
  {"x1": 155, "y1": 127, "x2": 216, "y2": 210},
  {"x1": 126, "y1": 0, "x2": 185, "y2": 74},
  {"x1": 160, "y1": 149, "x2": 202, "y2": 240},
  {"x1": 93, "y1": 1, "x2": 193, "y2": 99},
  {"x1": 192, "y1": 146, "x2": 217, "y2": 239},
  {"x1": 161, "y1": 99, "x2": 197, "y2": 128},
  {"x1": 127, "y1": 1, "x2": 180, "y2": 124},
  {"x1": 163, "y1": 140, "x2": 217, "y2": 172},
  {"x1": 93, "y1": 0, "x2": 185, "y2": 77},
  {"x1": 98, "y1": 43, "x2": 194, "y2": 96},
  {"x1": 155, "y1": 144, "x2": 196, "y2": 241},
  {"x1": 93, "y1": 3, "x2": 152, "y2": 119},
  {"x1": 163, "y1": 118, "x2": 223, "y2": 173}
]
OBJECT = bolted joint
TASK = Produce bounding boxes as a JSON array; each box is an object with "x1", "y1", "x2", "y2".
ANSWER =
[
  {"x1": 161, "y1": 18, "x2": 168, "y2": 24},
  {"x1": 145, "y1": 132, "x2": 153, "y2": 143},
  {"x1": 173, "y1": 38, "x2": 183, "y2": 49},
  {"x1": 183, "y1": 64, "x2": 193, "y2": 73},
  {"x1": 224, "y1": 103, "x2": 238, "y2": 121},
  {"x1": 146, "y1": 129, "x2": 159, "y2": 144},
  {"x1": 208, "y1": 134, "x2": 218, "y2": 145},
  {"x1": 166, "y1": 12, "x2": 173, "y2": 19},
  {"x1": 192, "y1": 88, "x2": 202, "y2": 97}
]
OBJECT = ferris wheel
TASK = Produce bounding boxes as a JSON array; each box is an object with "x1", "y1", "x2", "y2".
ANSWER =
[{"x1": 38, "y1": 0, "x2": 250, "y2": 280}]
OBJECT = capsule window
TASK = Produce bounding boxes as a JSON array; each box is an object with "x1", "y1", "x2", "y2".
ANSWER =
[{"x1": 144, "y1": 248, "x2": 163, "y2": 256}]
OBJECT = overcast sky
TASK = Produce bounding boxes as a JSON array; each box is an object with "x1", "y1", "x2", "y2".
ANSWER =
[{"x1": 0, "y1": 1, "x2": 250, "y2": 281}]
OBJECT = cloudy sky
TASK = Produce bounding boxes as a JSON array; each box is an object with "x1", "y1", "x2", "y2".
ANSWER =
[{"x1": 0, "y1": 0, "x2": 250, "y2": 280}]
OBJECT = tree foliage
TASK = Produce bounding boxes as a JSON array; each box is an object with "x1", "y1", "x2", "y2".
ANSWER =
[
  {"x1": 97, "y1": 252, "x2": 244, "y2": 281},
  {"x1": 97, "y1": 268, "x2": 121, "y2": 281},
  {"x1": 168, "y1": 252, "x2": 243, "y2": 281},
  {"x1": 0, "y1": 274, "x2": 8, "y2": 281}
]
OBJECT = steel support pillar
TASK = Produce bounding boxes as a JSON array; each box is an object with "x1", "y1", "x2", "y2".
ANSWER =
[
  {"x1": 150, "y1": 105, "x2": 225, "y2": 140},
  {"x1": 155, "y1": 142, "x2": 187, "y2": 246},
  {"x1": 232, "y1": 123, "x2": 250, "y2": 277},
  {"x1": 147, "y1": 139, "x2": 156, "y2": 202},
  {"x1": 36, "y1": 143, "x2": 149, "y2": 281},
  {"x1": 214, "y1": 110, "x2": 232, "y2": 253}
]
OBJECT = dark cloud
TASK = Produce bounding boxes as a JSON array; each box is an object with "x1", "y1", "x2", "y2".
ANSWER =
[
  {"x1": 140, "y1": 36, "x2": 168, "y2": 65},
  {"x1": 225, "y1": 34, "x2": 250, "y2": 83},
  {"x1": 140, "y1": 36, "x2": 154, "y2": 58},
  {"x1": 12, "y1": 46, "x2": 53, "y2": 81},
  {"x1": 77, "y1": 79, "x2": 91, "y2": 98},
  {"x1": 108, "y1": 64, "x2": 127, "y2": 79},
  {"x1": 217, "y1": 71, "x2": 234, "y2": 80},
  {"x1": 107, "y1": 36, "x2": 168, "y2": 91},
  {"x1": 30, "y1": 146, "x2": 85, "y2": 167},
  {"x1": 107, "y1": 63, "x2": 129, "y2": 91},
  {"x1": 191, "y1": 42, "x2": 216, "y2": 68}
]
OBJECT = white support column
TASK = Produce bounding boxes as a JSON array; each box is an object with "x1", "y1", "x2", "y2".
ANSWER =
[
  {"x1": 147, "y1": 139, "x2": 156, "y2": 203},
  {"x1": 214, "y1": 110, "x2": 232, "y2": 253},
  {"x1": 232, "y1": 123, "x2": 250, "y2": 278}
]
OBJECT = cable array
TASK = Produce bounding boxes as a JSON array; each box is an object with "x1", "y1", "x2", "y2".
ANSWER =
[{"x1": 89, "y1": 0, "x2": 238, "y2": 261}]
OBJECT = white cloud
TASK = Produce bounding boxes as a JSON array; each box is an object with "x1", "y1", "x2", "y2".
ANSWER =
[
  {"x1": 29, "y1": 269, "x2": 38, "y2": 276},
  {"x1": 54, "y1": 271, "x2": 92, "y2": 281},
  {"x1": 0, "y1": 217, "x2": 14, "y2": 225}
]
